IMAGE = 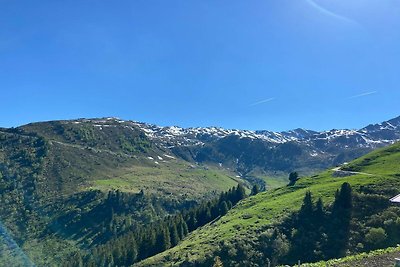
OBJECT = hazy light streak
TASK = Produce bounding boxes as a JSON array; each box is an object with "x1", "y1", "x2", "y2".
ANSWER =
[
  {"x1": 249, "y1": 97, "x2": 275, "y2": 107},
  {"x1": 348, "y1": 91, "x2": 377, "y2": 99}
]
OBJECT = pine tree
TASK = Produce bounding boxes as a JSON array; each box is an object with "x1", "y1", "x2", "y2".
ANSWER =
[
  {"x1": 251, "y1": 184, "x2": 260, "y2": 195},
  {"x1": 299, "y1": 191, "x2": 313, "y2": 218},
  {"x1": 177, "y1": 215, "x2": 189, "y2": 238},
  {"x1": 156, "y1": 227, "x2": 171, "y2": 252},
  {"x1": 235, "y1": 184, "x2": 246, "y2": 203},
  {"x1": 290, "y1": 191, "x2": 317, "y2": 262},
  {"x1": 219, "y1": 201, "x2": 229, "y2": 215},
  {"x1": 314, "y1": 197, "x2": 324, "y2": 219},
  {"x1": 170, "y1": 223, "x2": 180, "y2": 246},
  {"x1": 187, "y1": 213, "x2": 197, "y2": 231},
  {"x1": 288, "y1": 171, "x2": 299, "y2": 186},
  {"x1": 326, "y1": 182, "x2": 352, "y2": 259},
  {"x1": 126, "y1": 237, "x2": 138, "y2": 265}
]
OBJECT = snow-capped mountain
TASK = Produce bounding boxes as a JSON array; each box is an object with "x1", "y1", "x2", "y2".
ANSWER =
[
  {"x1": 84, "y1": 116, "x2": 400, "y2": 150},
  {"x1": 64, "y1": 116, "x2": 400, "y2": 175}
]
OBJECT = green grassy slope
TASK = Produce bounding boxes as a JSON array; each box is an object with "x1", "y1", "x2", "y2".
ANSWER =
[
  {"x1": 139, "y1": 142, "x2": 400, "y2": 266},
  {"x1": 0, "y1": 121, "x2": 242, "y2": 266},
  {"x1": 19, "y1": 119, "x2": 242, "y2": 200}
]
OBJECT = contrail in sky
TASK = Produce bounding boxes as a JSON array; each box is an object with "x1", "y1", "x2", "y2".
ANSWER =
[
  {"x1": 249, "y1": 97, "x2": 275, "y2": 107},
  {"x1": 305, "y1": 0, "x2": 361, "y2": 26},
  {"x1": 348, "y1": 91, "x2": 377, "y2": 99}
]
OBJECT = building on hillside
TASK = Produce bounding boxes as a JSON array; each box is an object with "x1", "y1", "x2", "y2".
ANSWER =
[{"x1": 390, "y1": 194, "x2": 400, "y2": 203}]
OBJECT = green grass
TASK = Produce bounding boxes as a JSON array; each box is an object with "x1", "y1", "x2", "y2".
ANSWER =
[
  {"x1": 258, "y1": 174, "x2": 289, "y2": 189},
  {"x1": 90, "y1": 160, "x2": 240, "y2": 200},
  {"x1": 342, "y1": 143, "x2": 400, "y2": 176},
  {"x1": 138, "y1": 142, "x2": 400, "y2": 266},
  {"x1": 0, "y1": 124, "x2": 245, "y2": 266},
  {"x1": 302, "y1": 246, "x2": 400, "y2": 267}
]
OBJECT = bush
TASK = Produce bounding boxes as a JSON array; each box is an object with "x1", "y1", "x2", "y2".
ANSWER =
[{"x1": 365, "y1": 227, "x2": 387, "y2": 249}]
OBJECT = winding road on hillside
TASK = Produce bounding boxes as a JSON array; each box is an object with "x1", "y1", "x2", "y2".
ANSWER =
[{"x1": 332, "y1": 166, "x2": 373, "y2": 177}]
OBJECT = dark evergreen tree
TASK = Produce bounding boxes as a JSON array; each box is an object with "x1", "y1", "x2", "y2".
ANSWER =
[
  {"x1": 219, "y1": 201, "x2": 229, "y2": 216},
  {"x1": 325, "y1": 182, "x2": 352, "y2": 259},
  {"x1": 290, "y1": 191, "x2": 318, "y2": 262},
  {"x1": 288, "y1": 171, "x2": 299, "y2": 186},
  {"x1": 170, "y1": 223, "x2": 180, "y2": 246},
  {"x1": 251, "y1": 185, "x2": 260, "y2": 196},
  {"x1": 235, "y1": 184, "x2": 246, "y2": 203},
  {"x1": 79, "y1": 185, "x2": 247, "y2": 266}
]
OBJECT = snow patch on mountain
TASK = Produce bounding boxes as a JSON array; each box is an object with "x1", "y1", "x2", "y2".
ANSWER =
[{"x1": 73, "y1": 116, "x2": 400, "y2": 150}]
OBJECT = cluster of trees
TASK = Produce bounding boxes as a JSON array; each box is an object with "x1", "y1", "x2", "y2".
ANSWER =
[
  {"x1": 63, "y1": 181, "x2": 400, "y2": 267},
  {"x1": 52, "y1": 188, "x2": 198, "y2": 247},
  {"x1": 211, "y1": 183, "x2": 353, "y2": 267},
  {"x1": 286, "y1": 182, "x2": 353, "y2": 263},
  {"x1": 0, "y1": 130, "x2": 48, "y2": 238},
  {"x1": 63, "y1": 184, "x2": 248, "y2": 267},
  {"x1": 50, "y1": 121, "x2": 152, "y2": 153}
]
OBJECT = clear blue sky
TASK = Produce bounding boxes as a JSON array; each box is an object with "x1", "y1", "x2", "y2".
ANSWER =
[{"x1": 1, "y1": 0, "x2": 399, "y2": 131}]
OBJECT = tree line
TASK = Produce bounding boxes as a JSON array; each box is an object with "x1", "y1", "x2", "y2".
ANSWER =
[
  {"x1": 63, "y1": 184, "x2": 248, "y2": 267},
  {"x1": 213, "y1": 182, "x2": 353, "y2": 267}
]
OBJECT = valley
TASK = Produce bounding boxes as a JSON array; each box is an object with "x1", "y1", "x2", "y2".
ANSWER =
[{"x1": 0, "y1": 116, "x2": 400, "y2": 266}]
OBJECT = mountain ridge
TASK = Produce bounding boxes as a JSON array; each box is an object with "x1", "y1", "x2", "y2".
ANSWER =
[{"x1": 16, "y1": 115, "x2": 400, "y2": 181}]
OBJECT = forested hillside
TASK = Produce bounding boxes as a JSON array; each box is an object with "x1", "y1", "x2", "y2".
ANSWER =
[
  {"x1": 0, "y1": 121, "x2": 241, "y2": 266},
  {"x1": 140, "y1": 142, "x2": 400, "y2": 266},
  {"x1": 1, "y1": 117, "x2": 400, "y2": 266}
]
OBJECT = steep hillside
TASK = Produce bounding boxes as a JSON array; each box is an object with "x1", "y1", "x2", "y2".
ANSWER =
[
  {"x1": 139, "y1": 142, "x2": 400, "y2": 266},
  {"x1": 19, "y1": 118, "x2": 241, "y2": 199},
  {"x1": 1, "y1": 116, "x2": 400, "y2": 266},
  {"x1": 0, "y1": 122, "x2": 242, "y2": 266}
]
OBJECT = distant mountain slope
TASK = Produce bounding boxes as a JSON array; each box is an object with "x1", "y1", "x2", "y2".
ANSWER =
[
  {"x1": 21, "y1": 115, "x2": 399, "y2": 180},
  {"x1": 19, "y1": 118, "x2": 240, "y2": 198},
  {"x1": 139, "y1": 141, "x2": 400, "y2": 266}
]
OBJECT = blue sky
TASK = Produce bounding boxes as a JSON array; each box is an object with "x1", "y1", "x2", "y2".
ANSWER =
[{"x1": 1, "y1": 0, "x2": 399, "y2": 131}]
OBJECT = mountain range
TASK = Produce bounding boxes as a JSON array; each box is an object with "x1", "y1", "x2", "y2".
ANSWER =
[
  {"x1": 34, "y1": 115, "x2": 400, "y2": 181},
  {"x1": 1, "y1": 115, "x2": 400, "y2": 266}
]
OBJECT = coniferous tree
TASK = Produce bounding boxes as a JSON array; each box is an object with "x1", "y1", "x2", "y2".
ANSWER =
[
  {"x1": 187, "y1": 213, "x2": 197, "y2": 231},
  {"x1": 170, "y1": 223, "x2": 180, "y2": 246},
  {"x1": 251, "y1": 184, "x2": 260, "y2": 196},
  {"x1": 126, "y1": 238, "x2": 138, "y2": 265},
  {"x1": 326, "y1": 182, "x2": 352, "y2": 259},
  {"x1": 78, "y1": 185, "x2": 248, "y2": 266},
  {"x1": 299, "y1": 191, "x2": 313, "y2": 218},
  {"x1": 291, "y1": 191, "x2": 316, "y2": 262},
  {"x1": 288, "y1": 172, "x2": 299, "y2": 186},
  {"x1": 219, "y1": 201, "x2": 229, "y2": 216},
  {"x1": 156, "y1": 227, "x2": 171, "y2": 252},
  {"x1": 313, "y1": 197, "x2": 326, "y2": 259},
  {"x1": 235, "y1": 184, "x2": 246, "y2": 203},
  {"x1": 315, "y1": 197, "x2": 324, "y2": 220}
]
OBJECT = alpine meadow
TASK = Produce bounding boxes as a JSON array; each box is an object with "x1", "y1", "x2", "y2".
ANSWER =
[{"x1": 1, "y1": 1, "x2": 400, "y2": 267}]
